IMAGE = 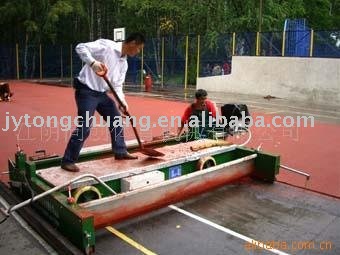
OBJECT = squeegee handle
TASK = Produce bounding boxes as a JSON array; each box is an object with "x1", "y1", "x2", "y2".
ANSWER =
[{"x1": 100, "y1": 73, "x2": 143, "y2": 149}]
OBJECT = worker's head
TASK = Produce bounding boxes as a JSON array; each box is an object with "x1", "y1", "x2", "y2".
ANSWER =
[
  {"x1": 195, "y1": 89, "x2": 208, "y2": 100},
  {"x1": 122, "y1": 32, "x2": 145, "y2": 57},
  {"x1": 195, "y1": 89, "x2": 208, "y2": 107}
]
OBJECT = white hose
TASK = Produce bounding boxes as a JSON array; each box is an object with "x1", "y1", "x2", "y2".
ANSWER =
[
  {"x1": 236, "y1": 128, "x2": 252, "y2": 147},
  {"x1": 5, "y1": 174, "x2": 116, "y2": 215}
]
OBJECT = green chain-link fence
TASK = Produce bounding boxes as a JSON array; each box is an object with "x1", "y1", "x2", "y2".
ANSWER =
[{"x1": 1, "y1": 30, "x2": 339, "y2": 88}]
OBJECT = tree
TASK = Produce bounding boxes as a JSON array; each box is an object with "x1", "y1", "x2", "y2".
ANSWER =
[{"x1": 303, "y1": 0, "x2": 333, "y2": 29}]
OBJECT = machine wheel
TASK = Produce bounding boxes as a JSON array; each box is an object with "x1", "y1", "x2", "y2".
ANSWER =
[
  {"x1": 73, "y1": 186, "x2": 102, "y2": 204},
  {"x1": 197, "y1": 156, "x2": 216, "y2": 170}
]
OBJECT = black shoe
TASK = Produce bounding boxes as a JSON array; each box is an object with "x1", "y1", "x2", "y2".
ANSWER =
[
  {"x1": 115, "y1": 152, "x2": 138, "y2": 160},
  {"x1": 61, "y1": 163, "x2": 80, "y2": 172}
]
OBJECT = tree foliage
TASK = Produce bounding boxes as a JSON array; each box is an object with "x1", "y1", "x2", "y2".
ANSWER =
[{"x1": 0, "y1": 0, "x2": 339, "y2": 44}]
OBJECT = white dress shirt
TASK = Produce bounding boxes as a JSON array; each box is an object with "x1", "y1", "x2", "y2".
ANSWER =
[{"x1": 75, "y1": 39, "x2": 128, "y2": 106}]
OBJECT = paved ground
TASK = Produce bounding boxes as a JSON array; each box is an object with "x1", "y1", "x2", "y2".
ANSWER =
[
  {"x1": 0, "y1": 195, "x2": 55, "y2": 255},
  {"x1": 0, "y1": 216, "x2": 50, "y2": 255},
  {"x1": 2, "y1": 179, "x2": 338, "y2": 255},
  {"x1": 95, "y1": 179, "x2": 340, "y2": 255},
  {"x1": 0, "y1": 81, "x2": 339, "y2": 254}
]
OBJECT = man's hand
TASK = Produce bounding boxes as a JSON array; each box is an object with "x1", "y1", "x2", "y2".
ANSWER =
[{"x1": 91, "y1": 61, "x2": 107, "y2": 76}]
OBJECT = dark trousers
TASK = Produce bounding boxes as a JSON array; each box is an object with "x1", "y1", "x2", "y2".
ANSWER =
[{"x1": 62, "y1": 79, "x2": 127, "y2": 164}]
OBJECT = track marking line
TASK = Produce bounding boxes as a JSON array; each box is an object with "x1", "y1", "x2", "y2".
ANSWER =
[
  {"x1": 251, "y1": 106, "x2": 340, "y2": 120},
  {"x1": 283, "y1": 110, "x2": 340, "y2": 120},
  {"x1": 169, "y1": 205, "x2": 291, "y2": 255},
  {"x1": 105, "y1": 226, "x2": 157, "y2": 255},
  {"x1": 265, "y1": 110, "x2": 285, "y2": 115},
  {"x1": 243, "y1": 100, "x2": 340, "y2": 115},
  {"x1": 246, "y1": 102, "x2": 340, "y2": 120}
]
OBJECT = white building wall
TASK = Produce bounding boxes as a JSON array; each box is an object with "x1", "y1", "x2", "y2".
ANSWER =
[{"x1": 197, "y1": 56, "x2": 340, "y2": 106}]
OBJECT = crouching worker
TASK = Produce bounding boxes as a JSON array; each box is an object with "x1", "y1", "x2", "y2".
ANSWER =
[
  {"x1": 0, "y1": 82, "x2": 13, "y2": 102},
  {"x1": 177, "y1": 89, "x2": 218, "y2": 139}
]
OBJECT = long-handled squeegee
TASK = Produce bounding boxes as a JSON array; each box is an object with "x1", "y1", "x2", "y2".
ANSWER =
[{"x1": 97, "y1": 67, "x2": 164, "y2": 157}]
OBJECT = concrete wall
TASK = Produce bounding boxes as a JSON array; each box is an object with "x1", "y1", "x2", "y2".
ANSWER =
[{"x1": 197, "y1": 56, "x2": 340, "y2": 106}]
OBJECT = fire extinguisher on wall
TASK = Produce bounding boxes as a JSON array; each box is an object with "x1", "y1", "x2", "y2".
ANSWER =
[{"x1": 144, "y1": 74, "x2": 152, "y2": 92}]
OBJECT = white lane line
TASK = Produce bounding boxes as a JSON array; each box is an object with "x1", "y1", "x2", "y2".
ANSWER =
[
  {"x1": 265, "y1": 110, "x2": 285, "y2": 115},
  {"x1": 222, "y1": 101, "x2": 340, "y2": 120},
  {"x1": 248, "y1": 105, "x2": 340, "y2": 120},
  {"x1": 262, "y1": 109, "x2": 340, "y2": 120},
  {"x1": 169, "y1": 205, "x2": 291, "y2": 255},
  {"x1": 283, "y1": 111, "x2": 340, "y2": 120},
  {"x1": 242, "y1": 100, "x2": 340, "y2": 115},
  {"x1": 246, "y1": 103, "x2": 340, "y2": 119}
]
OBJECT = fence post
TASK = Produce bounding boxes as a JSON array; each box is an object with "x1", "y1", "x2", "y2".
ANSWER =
[
  {"x1": 282, "y1": 31, "x2": 286, "y2": 57},
  {"x1": 196, "y1": 35, "x2": 200, "y2": 79},
  {"x1": 184, "y1": 35, "x2": 189, "y2": 90},
  {"x1": 60, "y1": 46, "x2": 63, "y2": 79},
  {"x1": 70, "y1": 44, "x2": 73, "y2": 85},
  {"x1": 140, "y1": 47, "x2": 144, "y2": 88},
  {"x1": 309, "y1": 29, "x2": 314, "y2": 57},
  {"x1": 256, "y1": 32, "x2": 260, "y2": 56},
  {"x1": 161, "y1": 37, "x2": 164, "y2": 88},
  {"x1": 16, "y1": 43, "x2": 20, "y2": 79},
  {"x1": 232, "y1": 32, "x2": 236, "y2": 56},
  {"x1": 39, "y1": 44, "x2": 42, "y2": 80}
]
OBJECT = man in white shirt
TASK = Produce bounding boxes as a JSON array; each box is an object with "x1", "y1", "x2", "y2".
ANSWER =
[{"x1": 61, "y1": 33, "x2": 145, "y2": 172}]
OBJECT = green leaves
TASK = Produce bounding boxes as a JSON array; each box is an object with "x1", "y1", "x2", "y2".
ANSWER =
[
  {"x1": 43, "y1": 0, "x2": 75, "y2": 42},
  {"x1": 23, "y1": 20, "x2": 38, "y2": 33},
  {"x1": 0, "y1": 0, "x2": 339, "y2": 44}
]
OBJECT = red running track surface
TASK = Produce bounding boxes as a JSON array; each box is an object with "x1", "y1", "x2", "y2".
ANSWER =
[{"x1": 1, "y1": 81, "x2": 339, "y2": 198}]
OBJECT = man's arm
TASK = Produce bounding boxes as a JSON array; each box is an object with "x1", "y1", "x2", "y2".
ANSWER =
[
  {"x1": 206, "y1": 100, "x2": 217, "y2": 118},
  {"x1": 177, "y1": 123, "x2": 185, "y2": 137},
  {"x1": 177, "y1": 106, "x2": 192, "y2": 136},
  {"x1": 75, "y1": 40, "x2": 106, "y2": 65},
  {"x1": 75, "y1": 39, "x2": 110, "y2": 74}
]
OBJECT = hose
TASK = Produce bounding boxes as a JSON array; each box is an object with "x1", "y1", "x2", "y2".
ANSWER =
[{"x1": 1, "y1": 174, "x2": 116, "y2": 220}]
